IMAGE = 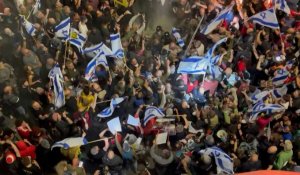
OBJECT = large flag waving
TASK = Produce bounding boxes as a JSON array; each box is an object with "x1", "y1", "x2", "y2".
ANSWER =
[
  {"x1": 51, "y1": 137, "x2": 88, "y2": 150},
  {"x1": 250, "y1": 102, "x2": 285, "y2": 120},
  {"x1": 177, "y1": 56, "x2": 210, "y2": 74},
  {"x1": 199, "y1": 147, "x2": 234, "y2": 174},
  {"x1": 272, "y1": 68, "x2": 289, "y2": 87},
  {"x1": 110, "y1": 33, "x2": 124, "y2": 58},
  {"x1": 85, "y1": 51, "x2": 108, "y2": 81},
  {"x1": 55, "y1": 17, "x2": 71, "y2": 39},
  {"x1": 248, "y1": 8, "x2": 279, "y2": 29},
  {"x1": 201, "y1": 4, "x2": 234, "y2": 35},
  {"x1": 143, "y1": 106, "x2": 165, "y2": 126},
  {"x1": 97, "y1": 97, "x2": 125, "y2": 118}
]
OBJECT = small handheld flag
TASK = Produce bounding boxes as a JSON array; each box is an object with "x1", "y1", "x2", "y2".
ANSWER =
[{"x1": 55, "y1": 17, "x2": 71, "y2": 39}]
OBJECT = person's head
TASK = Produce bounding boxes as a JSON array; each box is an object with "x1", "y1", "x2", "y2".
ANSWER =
[
  {"x1": 225, "y1": 67, "x2": 233, "y2": 77},
  {"x1": 64, "y1": 6, "x2": 71, "y2": 15},
  {"x1": 162, "y1": 149, "x2": 170, "y2": 159},
  {"x1": 4, "y1": 28, "x2": 14, "y2": 36},
  {"x1": 21, "y1": 156, "x2": 32, "y2": 167},
  {"x1": 82, "y1": 85, "x2": 90, "y2": 96},
  {"x1": 52, "y1": 113, "x2": 62, "y2": 122},
  {"x1": 66, "y1": 60, "x2": 75, "y2": 70},
  {"x1": 15, "y1": 119, "x2": 27, "y2": 128},
  {"x1": 250, "y1": 153, "x2": 258, "y2": 162},
  {"x1": 31, "y1": 101, "x2": 41, "y2": 110},
  {"x1": 284, "y1": 140, "x2": 293, "y2": 151},
  {"x1": 267, "y1": 145, "x2": 277, "y2": 154},
  {"x1": 107, "y1": 149, "x2": 115, "y2": 159},
  {"x1": 3, "y1": 8, "x2": 11, "y2": 16}
]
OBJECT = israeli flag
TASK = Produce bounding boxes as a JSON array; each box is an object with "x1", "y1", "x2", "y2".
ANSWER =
[
  {"x1": 274, "y1": 0, "x2": 290, "y2": 14},
  {"x1": 272, "y1": 85, "x2": 288, "y2": 99},
  {"x1": 84, "y1": 42, "x2": 113, "y2": 58},
  {"x1": 55, "y1": 17, "x2": 71, "y2": 39},
  {"x1": 143, "y1": 106, "x2": 165, "y2": 126},
  {"x1": 199, "y1": 147, "x2": 234, "y2": 174},
  {"x1": 201, "y1": 4, "x2": 234, "y2": 35},
  {"x1": 21, "y1": 17, "x2": 36, "y2": 36},
  {"x1": 51, "y1": 137, "x2": 88, "y2": 150},
  {"x1": 85, "y1": 52, "x2": 108, "y2": 81},
  {"x1": 272, "y1": 69, "x2": 289, "y2": 86},
  {"x1": 251, "y1": 91, "x2": 270, "y2": 104},
  {"x1": 48, "y1": 63, "x2": 63, "y2": 79},
  {"x1": 250, "y1": 102, "x2": 285, "y2": 120},
  {"x1": 68, "y1": 28, "x2": 87, "y2": 53},
  {"x1": 32, "y1": 0, "x2": 41, "y2": 15},
  {"x1": 248, "y1": 8, "x2": 279, "y2": 29},
  {"x1": 53, "y1": 74, "x2": 65, "y2": 109},
  {"x1": 177, "y1": 56, "x2": 210, "y2": 74},
  {"x1": 206, "y1": 37, "x2": 228, "y2": 58},
  {"x1": 110, "y1": 33, "x2": 124, "y2": 59},
  {"x1": 97, "y1": 97, "x2": 125, "y2": 118},
  {"x1": 172, "y1": 27, "x2": 185, "y2": 47}
]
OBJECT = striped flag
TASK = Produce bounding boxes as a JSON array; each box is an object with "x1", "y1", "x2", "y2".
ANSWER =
[
  {"x1": 248, "y1": 8, "x2": 279, "y2": 29},
  {"x1": 201, "y1": 4, "x2": 234, "y2": 35},
  {"x1": 272, "y1": 69, "x2": 289, "y2": 86},
  {"x1": 250, "y1": 102, "x2": 285, "y2": 121},
  {"x1": 51, "y1": 137, "x2": 88, "y2": 150},
  {"x1": 97, "y1": 97, "x2": 125, "y2": 118},
  {"x1": 143, "y1": 106, "x2": 165, "y2": 126},
  {"x1": 55, "y1": 17, "x2": 71, "y2": 39},
  {"x1": 21, "y1": 16, "x2": 36, "y2": 36},
  {"x1": 53, "y1": 74, "x2": 65, "y2": 109},
  {"x1": 199, "y1": 147, "x2": 234, "y2": 174},
  {"x1": 272, "y1": 85, "x2": 288, "y2": 99},
  {"x1": 172, "y1": 27, "x2": 185, "y2": 47},
  {"x1": 251, "y1": 91, "x2": 270, "y2": 104},
  {"x1": 206, "y1": 37, "x2": 228, "y2": 58},
  {"x1": 84, "y1": 42, "x2": 113, "y2": 57},
  {"x1": 84, "y1": 52, "x2": 108, "y2": 81},
  {"x1": 274, "y1": 0, "x2": 290, "y2": 14},
  {"x1": 68, "y1": 28, "x2": 87, "y2": 53},
  {"x1": 110, "y1": 33, "x2": 124, "y2": 59},
  {"x1": 177, "y1": 56, "x2": 209, "y2": 74},
  {"x1": 48, "y1": 63, "x2": 63, "y2": 79}
]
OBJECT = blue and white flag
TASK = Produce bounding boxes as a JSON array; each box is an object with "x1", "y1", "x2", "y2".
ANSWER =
[
  {"x1": 272, "y1": 85, "x2": 288, "y2": 99},
  {"x1": 172, "y1": 27, "x2": 185, "y2": 47},
  {"x1": 84, "y1": 42, "x2": 113, "y2": 58},
  {"x1": 201, "y1": 4, "x2": 234, "y2": 35},
  {"x1": 51, "y1": 137, "x2": 88, "y2": 150},
  {"x1": 143, "y1": 106, "x2": 165, "y2": 126},
  {"x1": 206, "y1": 37, "x2": 228, "y2": 58},
  {"x1": 274, "y1": 0, "x2": 290, "y2": 14},
  {"x1": 55, "y1": 17, "x2": 71, "y2": 39},
  {"x1": 21, "y1": 16, "x2": 36, "y2": 36},
  {"x1": 53, "y1": 74, "x2": 65, "y2": 109},
  {"x1": 250, "y1": 102, "x2": 285, "y2": 120},
  {"x1": 248, "y1": 8, "x2": 279, "y2": 29},
  {"x1": 68, "y1": 28, "x2": 87, "y2": 53},
  {"x1": 251, "y1": 91, "x2": 270, "y2": 104},
  {"x1": 110, "y1": 33, "x2": 124, "y2": 58},
  {"x1": 177, "y1": 56, "x2": 210, "y2": 74},
  {"x1": 272, "y1": 69, "x2": 289, "y2": 86},
  {"x1": 48, "y1": 63, "x2": 63, "y2": 79},
  {"x1": 97, "y1": 97, "x2": 125, "y2": 118},
  {"x1": 32, "y1": 0, "x2": 41, "y2": 15},
  {"x1": 85, "y1": 52, "x2": 108, "y2": 81},
  {"x1": 199, "y1": 147, "x2": 234, "y2": 174}
]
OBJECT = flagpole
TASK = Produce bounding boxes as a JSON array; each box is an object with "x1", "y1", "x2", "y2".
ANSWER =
[
  {"x1": 96, "y1": 99, "x2": 112, "y2": 104},
  {"x1": 86, "y1": 137, "x2": 112, "y2": 144},
  {"x1": 183, "y1": 15, "x2": 204, "y2": 57}
]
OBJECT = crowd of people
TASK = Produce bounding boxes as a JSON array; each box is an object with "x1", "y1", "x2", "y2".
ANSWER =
[{"x1": 0, "y1": 0, "x2": 300, "y2": 174}]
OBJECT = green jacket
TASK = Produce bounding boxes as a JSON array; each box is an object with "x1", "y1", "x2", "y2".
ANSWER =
[{"x1": 273, "y1": 150, "x2": 293, "y2": 170}]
